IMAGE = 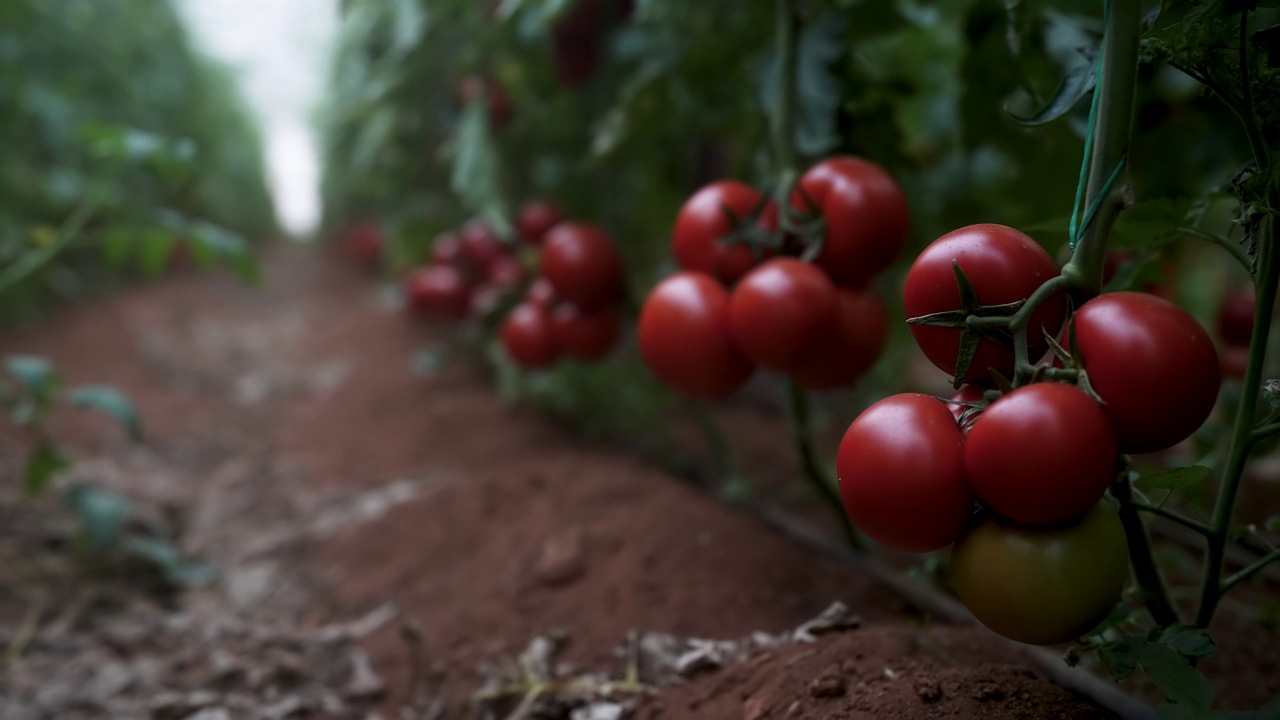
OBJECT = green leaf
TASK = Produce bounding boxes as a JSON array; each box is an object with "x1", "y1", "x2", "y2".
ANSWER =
[
  {"x1": 792, "y1": 12, "x2": 847, "y2": 156},
  {"x1": 1109, "y1": 197, "x2": 1197, "y2": 249},
  {"x1": 136, "y1": 230, "x2": 175, "y2": 277},
  {"x1": 1100, "y1": 638, "x2": 1140, "y2": 681},
  {"x1": 1007, "y1": 49, "x2": 1098, "y2": 125},
  {"x1": 448, "y1": 100, "x2": 512, "y2": 238},
  {"x1": 24, "y1": 442, "x2": 70, "y2": 497},
  {"x1": 1130, "y1": 638, "x2": 1216, "y2": 709},
  {"x1": 1155, "y1": 625, "x2": 1217, "y2": 659},
  {"x1": 1139, "y1": 465, "x2": 1211, "y2": 492},
  {"x1": 5, "y1": 355, "x2": 59, "y2": 402},
  {"x1": 66, "y1": 485, "x2": 131, "y2": 550},
  {"x1": 68, "y1": 385, "x2": 142, "y2": 441},
  {"x1": 121, "y1": 536, "x2": 216, "y2": 587}
]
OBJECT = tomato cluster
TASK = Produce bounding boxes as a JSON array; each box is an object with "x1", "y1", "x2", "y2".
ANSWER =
[
  {"x1": 838, "y1": 223, "x2": 1226, "y2": 645},
  {"x1": 639, "y1": 157, "x2": 907, "y2": 399}
]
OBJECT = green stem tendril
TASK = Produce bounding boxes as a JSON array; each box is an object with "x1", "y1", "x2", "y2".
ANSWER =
[{"x1": 787, "y1": 380, "x2": 861, "y2": 549}]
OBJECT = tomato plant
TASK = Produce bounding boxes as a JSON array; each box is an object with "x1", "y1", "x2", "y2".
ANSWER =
[
  {"x1": 950, "y1": 503, "x2": 1129, "y2": 646},
  {"x1": 673, "y1": 180, "x2": 777, "y2": 285},
  {"x1": 836, "y1": 394, "x2": 973, "y2": 553},
  {"x1": 638, "y1": 272, "x2": 754, "y2": 399},
  {"x1": 540, "y1": 223, "x2": 624, "y2": 309},
  {"x1": 1072, "y1": 291, "x2": 1220, "y2": 454},
  {"x1": 727, "y1": 258, "x2": 839, "y2": 373},
  {"x1": 904, "y1": 224, "x2": 1067, "y2": 384},
  {"x1": 964, "y1": 382, "x2": 1117, "y2": 525}
]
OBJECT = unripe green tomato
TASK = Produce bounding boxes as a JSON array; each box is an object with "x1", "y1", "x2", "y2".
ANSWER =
[{"x1": 950, "y1": 503, "x2": 1129, "y2": 646}]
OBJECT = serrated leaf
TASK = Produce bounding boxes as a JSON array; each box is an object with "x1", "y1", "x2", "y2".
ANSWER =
[
  {"x1": 66, "y1": 485, "x2": 131, "y2": 550},
  {"x1": 1156, "y1": 625, "x2": 1218, "y2": 659},
  {"x1": 1140, "y1": 466, "x2": 1211, "y2": 491},
  {"x1": 68, "y1": 385, "x2": 142, "y2": 441},
  {"x1": 1130, "y1": 638, "x2": 1216, "y2": 709},
  {"x1": 24, "y1": 442, "x2": 69, "y2": 497}
]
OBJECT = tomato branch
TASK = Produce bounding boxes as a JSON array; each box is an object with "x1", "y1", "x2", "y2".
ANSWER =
[
  {"x1": 1112, "y1": 472, "x2": 1181, "y2": 627},
  {"x1": 786, "y1": 380, "x2": 860, "y2": 549},
  {"x1": 1219, "y1": 547, "x2": 1280, "y2": 596},
  {"x1": 1123, "y1": 498, "x2": 1213, "y2": 536}
]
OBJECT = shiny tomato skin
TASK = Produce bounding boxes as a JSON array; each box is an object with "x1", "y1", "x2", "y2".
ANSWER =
[
  {"x1": 459, "y1": 219, "x2": 507, "y2": 271},
  {"x1": 837, "y1": 393, "x2": 974, "y2": 553},
  {"x1": 903, "y1": 224, "x2": 1066, "y2": 383},
  {"x1": 728, "y1": 258, "x2": 840, "y2": 373},
  {"x1": 516, "y1": 200, "x2": 565, "y2": 245},
  {"x1": 431, "y1": 232, "x2": 462, "y2": 265},
  {"x1": 550, "y1": 304, "x2": 620, "y2": 361},
  {"x1": 501, "y1": 303, "x2": 559, "y2": 368},
  {"x1": 964, "y1": 383, "x2": 1117, "y2": 525},
  {"x1": 486, "y1": 256, "x2": 525, "y2": 288},
  {"x1": 673, "y1": 180, "x2": 777, "y2": 285},
  {"x1": 1217, "y1": 288, "x2": 1255, "y2": 347},
  {"x1": 950, "y1": 503, "x2": 1130, "y2": 646},
  {"x1": 792, "y1": 157, "x2": 910, "y2": 288},
  {"x1": 405, "y1": 265, "x2": 471, "y2": 319},
  {"x1": 1073, "y1": 292, "x2": 1220, "y2": 453},
  {"x1": 790, "y1": 287, "x2": 889, "y2": 389},
  {"x1": 540, "y1": 223, "x2": 624, "y2": 309},
  {"x1": 638, "y1": 272, "x2": 754, "y2": 398},
  {"x1": 525, "y1": 278, "x2": 557, "y2": 310}
]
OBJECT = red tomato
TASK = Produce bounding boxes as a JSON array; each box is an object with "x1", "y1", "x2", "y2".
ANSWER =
[
  {"x1": 672, "y1": 181, "x2": 777, "y2": 285},
  {"x1": 791, "y1": 157, "x2": 910, "y2": 288},
  {"x1": 1221, "y1": 345, "x2": 1249, "y2": 380},
  {"x1": 638, "y1": 272, "x2": 754, "y2": 398},
  {"x1": 950, "y1": 503, "x2": 1129, "y2": 645},
  {"x1": 1217, "y1": 288, "x2": 1255, "y2": 347},
  {"x1": 456, "y1": 76, "x2": 512, "y2": 129},
  {"x1": 501, "y1": 303, "x2": 558, "y2": 368},
  {"x1": 486, "y1": 256, "x2": 524, "y2": 288},
  {"x1": 342, "y1": 221, "x2": 382, "y2": 266},
  {"x1": 516, "y1": 200, "x2": 565, "y2": 244},
  {"x1": 836, "y1": 393, "x2": 974, "y2": 552},
  {"x1": 431, "y1": 232, "x2": 461, "y2": 265},
  {"x1": 964, "y1": 383, "x2": 1117, "y2": 525},
  {"x1": 728, "y1": 258, "x2": 839, "y2": 373},
  {"x1": 903, "y1": 224, "x2": 1067, "y2": 384},
  {"x1": 404, "y1": 265, "x2": 470, "y2": 318},
  {"x1": 526, "y1": 278, "x2": 556, "y2": 310},
  {"x1": 540, "y1": 223, "x2": 624, "y2": 309},
  {"x1": 550, "y1": 304, "x2": 619, "y2": 361},
  {"x1": 1072, "y1": 292, "x2": 1220, "y2": 453},
  {"x1": 460, "y1": 219, "x2": 507, "y2": 271},
  {"x1": 550, "y1": 0, "x2": 632, "y2": 87},
  {"x1": 789, "y1": 287, "x2": 889, "y2": 389}
]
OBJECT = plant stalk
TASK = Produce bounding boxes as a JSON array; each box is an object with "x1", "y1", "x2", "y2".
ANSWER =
[
  {"x1": 786, "y1": 380, "x2": 860, "y2": 549},
  {"x1": 1112, "y1": 475, "x2": 1181, "y2": 626},
  {"x1": 770, "y1": 0, "x2": 801, "y2": 226}
]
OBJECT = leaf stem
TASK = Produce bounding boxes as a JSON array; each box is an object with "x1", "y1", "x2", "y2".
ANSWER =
[
  {"x1": 1179, "y1": 225, "x2": 1253, "y2": 275},
  {"x1": 1220, "y1": 547, "x2": 1280, "y2": 595},
  {"x1": 1124, "y1": 498, "x2": 1213, "y2": 536},
  {"x1": 786, "y1": 380, "x2": 860, "y2": 549},
  {"x1": 1112, "y1": 473, "x2": 1181, "y2": 626},
  {"x1": 0, "y1": 197, "x2": 99, "y2": 294},
  {"x1": 770, "y1": 0, "x2": 802, "y2": 232}
]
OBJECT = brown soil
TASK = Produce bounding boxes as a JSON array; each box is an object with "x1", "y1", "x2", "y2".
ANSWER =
[{"x1": 0, "y1": 243, "x2": 1266, "y2": 719}]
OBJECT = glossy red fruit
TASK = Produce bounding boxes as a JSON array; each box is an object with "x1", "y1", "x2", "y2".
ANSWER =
[
  {"x1": 789, "y1": 287, "x2": 889, "y2": 389},
  {"x1": 405, "y1": 265, "x2": 471, "y2": 318},
  {"x1": 965, "y1": 383, "x2": 1117, "y2": 525},
  {"x1": 1217, "y1": 288, "x2": 1256, "y2": 347},
  {"x1": 673, "y1": 181, "x2": 777, "y2": 285},
  {"x1": 550, "y1": 304, "x2": 620, "y2": 361},
  {"x1": 550, "y1": 0, "x2": 632, "y2": 87},
  {"x1": 639, "y1": 272, "x2": 754, "y2": 398},
  {"x1": 431, "y1": 232, "x2": 462, "y2": 265},
  {"x1": 501, "y1": 303, "x2": 558, "y2": 368},
  {"x1": 342, "y1": 221, "x2": 382, "y2": 266},
  {"x1": 540, "y1": 223, "x2": 624, "y2": 309},
  {"x1": 1073, "y1": 292, "x2": 1220, "y2": 453},
  {"x1": 486, "y1": 256, "x2": 524, "y2": 288},
  {"x1": 791, "y1": 157, "x2": 910, "y2": 288},
  {"x1": 456, "y1": 76, "x2": 512, "y2": 129},
  {"x1": 1221, "y1": 345, "x2": 1249, "y2": 380},
  {"x1": 903, "y1": 224, "x2": 1067, "y2": 384},
  {"x1": 526, "y1": 278, "x2": 557, "y2": 310},
  {"x1": 459, "y1": 219, "x2": 506, "y2": 271},
  {"x1": 516, "y1": 200, "x2": 565, "y2": 245},
  {"x1": 728, "y1": 258, "x2": 840, "y2": 373},
  {"x1": 837, "y1": 393, "x2": 974, "y2": 553}
]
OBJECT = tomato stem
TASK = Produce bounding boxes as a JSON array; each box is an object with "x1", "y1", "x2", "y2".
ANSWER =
[
  {"x1": 1125, "y1": 499, "x2": 1213, "y2": 536},
  {"x1": 687, "y1": 399, "x2": 742, "y2": 494},
  {"x1": 769, "y1": 0, "x2": 806, "y2": 239},
  {"x1": 786, "y1": 380, "x2": 861, "y2": 549},
  {"x1": 1112, "y1": 474, "x2": 1181, "y2": 626}
]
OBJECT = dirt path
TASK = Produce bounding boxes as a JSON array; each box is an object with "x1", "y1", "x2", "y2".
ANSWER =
[{"x1": 0, "y1": 244, "x2": 1115, "y2": 719}]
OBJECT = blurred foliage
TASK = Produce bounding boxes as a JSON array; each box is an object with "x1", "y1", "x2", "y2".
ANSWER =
[
  {"x1": 0, "y1": 0, "x2": 275, "y2": 324},
  {"x1": 319, "y1": 0, "x2": 1268, "y2": 428}
]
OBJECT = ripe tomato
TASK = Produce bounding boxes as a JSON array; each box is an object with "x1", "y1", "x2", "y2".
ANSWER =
[
  {"x1": 459, "y1": 219, "x2": 506, "y2": 271},
  {"x1": 1217, "y1": 288, "x2": 1255, "y2": 347},
  {"x1": 950, "y1": 503, "x2": 1129, "y2": 646},
  {"x1": 526, "y1": 278, "x2": 556, "y2": 310},
  {"x1": 431, "y1": 232, "x2": 461, "y2": 265},
  {"x1": 342, "y1": 221, "x2": 382, "y2": 266},
  {"x1": 1072, "y1": 292, "x2": 1220, "y2": 453},
  {"x1": 501, "y1": 303, "x2": 559, "y2": 368},
  {"x1": 672, "y1": 181, "x2": 777, "y2": 285},
  {"x1": 791, "y1": 157, "x2": 909, "y2": 288},
  {"x1": 789, "y1": 287, "x2": 889, "y2": 389},
  {"x1": 836, "y1": 394, "x2": 973, "y2": 552},
  {"x1": 456, "y1": 76, "x2": 512, "y2": 129},
  {"x1": 551, "y1": 304, "x2": 619, "y2": 361},
  {"x1": 964, "y1": 383, "x2": 1117, "y2": 525},
  {"x1": 405, "y1": 265, "x2": 470, "y2": 319},
  {"x1": 550, "y1": 0, "x2": 632, "y2": 87},
  {"x1": 486, "y1": 256, "x2": 524, "y2": 288},
  {"x1": 540, "y1": 223, "x2": 624, "y2": 309},
  {"x1": 638, "y1": 272, "x2": 754, "y2": 398},
  {"x1": 903, "y1": 224, "x2": 1066, "y2": 384},
  {"x1": 516, "y1": 200, "x2": 565, "y2": 245},
  {"x1": 728, "y1": 258, "x2": 839, "y2": 373}
]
